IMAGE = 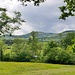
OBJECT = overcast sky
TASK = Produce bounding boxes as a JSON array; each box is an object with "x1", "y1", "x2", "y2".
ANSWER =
[{"x1": 1, "y1": 0, "x2": 75, "y2": 35}]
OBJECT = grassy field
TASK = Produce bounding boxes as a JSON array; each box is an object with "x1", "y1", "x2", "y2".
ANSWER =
[{"x1": 0, "y1": 62, "x2": 75, "y2": 75}]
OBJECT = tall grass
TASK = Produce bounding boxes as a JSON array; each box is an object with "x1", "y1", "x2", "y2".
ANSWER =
[{"x1": 0, "y1": 62, "x2": 75, "y2": 75}]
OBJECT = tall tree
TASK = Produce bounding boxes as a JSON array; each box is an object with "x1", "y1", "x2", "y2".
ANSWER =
[
  {"x1": 61, "y1": 33, "x2": 75, "y2": 49},
  {"x1": 0, "y1": 10, "x2": 25, "y2": 35},
  {"x1": 12, "y1": 38, "x2": 31, "y2": 61},
  {"x1": 28, "y1": 31, "x2": 38, "y2": 56},
  {"x1": 0, "y1": 40, "x2": 6, "y2": 61}
]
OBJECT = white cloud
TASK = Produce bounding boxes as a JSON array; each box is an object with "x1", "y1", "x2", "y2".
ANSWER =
[
  {"x1": 52, "y1": 24, "x2": 69, "y2": 33},
  {"x1": 0, "y1": 0, "x2": 20, "y2": 10},
  {"x1": 13, "y1": 22, "x2": 35, "y2": 35}
]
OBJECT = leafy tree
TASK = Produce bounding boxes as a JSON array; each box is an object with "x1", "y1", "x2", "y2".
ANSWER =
[
  {"x1": 28, "y1": 31, "x2": 39, "y2": 56},
  {"x1": 58, "y1": 50, "x2": 71, "y2": 64},
  {"x1": 71, "y1": 44, "x2": 75, "y2": 53},
  {"x1": 44, "y1": 47, "x2": 62, "y2": 63},
  {"x1": 17, "y1": 0, "x2": 45, "y2": 6},
  {"x1": 13, "y1": 51, "x2": 31, "y2": 62},
  {"x1": 44, "y1": 40, "x2": 58, "y2": 56},
  {"x1": 12, "y1": 38, "x2": 26, "y2": 54},
  {"x1": 59, "y1": 0, "x2": 75, "y2": 20},
  {"x1": 61, "y1": 33, "x2": 75, "y2": 49},
  {"x1": 0, "y1": 10, "x2": 25, "y2": 35},
  {"x1": 0, "y1": 40, "x2": 6, "y2": 61},
  {"x1": 11, "y1": 38, "x2": 31, "y2": 61}
]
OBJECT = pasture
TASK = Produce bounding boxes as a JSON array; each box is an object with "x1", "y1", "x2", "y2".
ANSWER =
[{"x1": 0, "y1": 62, "x2": 75, "y2": 75}]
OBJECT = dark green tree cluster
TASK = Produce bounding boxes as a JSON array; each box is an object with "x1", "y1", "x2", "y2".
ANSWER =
[
  {"x1": 43, "y1": 33, "x2": 75, "y2": 65},
  {"x1": 2, "y1": 38, "x2": 32, "y2": 62},
  {"x1": 28, "y1": 31, "x2": 38, "y2": 56},
  {"x1": 61, "y1": 33, "x2": 75, "y2": 49},
  {"x1": 1, "y1": 32, "x2": 75, "y2": 65},
  {"x1": 0, "y1": 31, "x2": 40, "y2": 62}
]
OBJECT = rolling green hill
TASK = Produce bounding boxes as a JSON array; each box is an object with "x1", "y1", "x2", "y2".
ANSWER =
[{"x1": 0, "y1": 30, "x2": 75, "y2": 41}]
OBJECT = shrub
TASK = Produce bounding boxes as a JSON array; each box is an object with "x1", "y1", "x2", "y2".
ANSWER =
[
  {"x1": 44, "y1": 47, "x2": 62, "y2": 63},
  {"x1": 3, "y1": 53, "x2": 10, "y2": 61},
  {"x1": 13, "y1": 51, "x2": 32, "y2": 62},
  {"x1": 58, "y1": 51, "x2": 71, "y2": 64}
]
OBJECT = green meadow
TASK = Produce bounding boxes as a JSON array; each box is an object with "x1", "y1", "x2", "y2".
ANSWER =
[{"x1": 0, "y1": 62, "x2": 75, "y2": 75}]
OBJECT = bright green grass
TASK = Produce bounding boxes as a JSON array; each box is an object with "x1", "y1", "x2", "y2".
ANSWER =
[{"x1": 0, "y1": 62, "x2": 75, "y2": 75}]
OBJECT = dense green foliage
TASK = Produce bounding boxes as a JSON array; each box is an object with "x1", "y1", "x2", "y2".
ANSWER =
[
  {"x1": 43, "y1": 32, "x2": 75, "y2": 64},
  {"x1": 0, "y1": 32, "x2": 75, "y2": 65},
  {"x1": 61, "y1": 32, "x2": 75, "y2": 48},
  {"x1": 59, "y1": 0, "x2": 75, "y2": 20}
]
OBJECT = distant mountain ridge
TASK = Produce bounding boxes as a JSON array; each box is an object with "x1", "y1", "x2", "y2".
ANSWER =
[{"x1": 0, "y1": 30, "x2": 75, "y2": 41}]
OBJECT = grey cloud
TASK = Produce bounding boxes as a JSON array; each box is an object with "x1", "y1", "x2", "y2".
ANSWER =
[
  {"x1": 1, "y1": 0, "x2": 75, "y2": 34},
  {"x1": 17, "y1": 0, "x2": 75, "y2": 34}
]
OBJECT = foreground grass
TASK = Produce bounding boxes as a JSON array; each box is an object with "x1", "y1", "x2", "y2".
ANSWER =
[{"x1": 0, "y1": 62, "x2": 75, "y2": 75}]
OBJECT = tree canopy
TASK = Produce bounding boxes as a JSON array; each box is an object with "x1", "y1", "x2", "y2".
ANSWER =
[
  {"x1": 17, "y1": 0, "x2": 45, "y2": 6},
  {"x1": 59, "y1": 0, "x2": 75, "y2": 20},
  {"x1": 0, "y1": 10, "x2": 25, "y2": 35}
]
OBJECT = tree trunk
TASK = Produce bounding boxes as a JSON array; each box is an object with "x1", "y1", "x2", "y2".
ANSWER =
[{"x1": 1, "y1": 50, "x2": 3, "y2": 61}]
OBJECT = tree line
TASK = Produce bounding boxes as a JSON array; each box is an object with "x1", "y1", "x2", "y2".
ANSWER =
[{"x1": 0, "y1": 31, "x2": 75, "y2": 64}]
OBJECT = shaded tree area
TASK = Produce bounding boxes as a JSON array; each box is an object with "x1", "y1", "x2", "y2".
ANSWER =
[
  {"x1": 43, "y1": 32, "x2": 75, "y2": 65},
  {"x1": 61, "y1": 33, "x2": 75, "y2": 49},
  {"x1": 0, "y1": 40, "x2": 7, "y2": 61}
]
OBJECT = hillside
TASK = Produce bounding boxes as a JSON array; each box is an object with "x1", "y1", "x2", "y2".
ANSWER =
[{"x1": 0, "y1": 30, "x2": 75, "y2": 41}]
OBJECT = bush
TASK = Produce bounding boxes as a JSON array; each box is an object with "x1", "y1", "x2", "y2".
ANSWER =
[
  {"x1": 44, "y1": 47, "x2": 62, "y2": 63},
  {"x1": 44, "y1": 47, "x2": 75, "y2": 65},
  {"x1": 58, "y1": 51, "x2": 71, "y2": 64},
  {"x1": 13, "y1": 51, "x2": 32, "y2": 62},
  {"x1": 69, "y1": 53, "x2": 75, "y2": 65},
  {"x1": 3, "y1": 53, "x2": 10, "y2": 61}
]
